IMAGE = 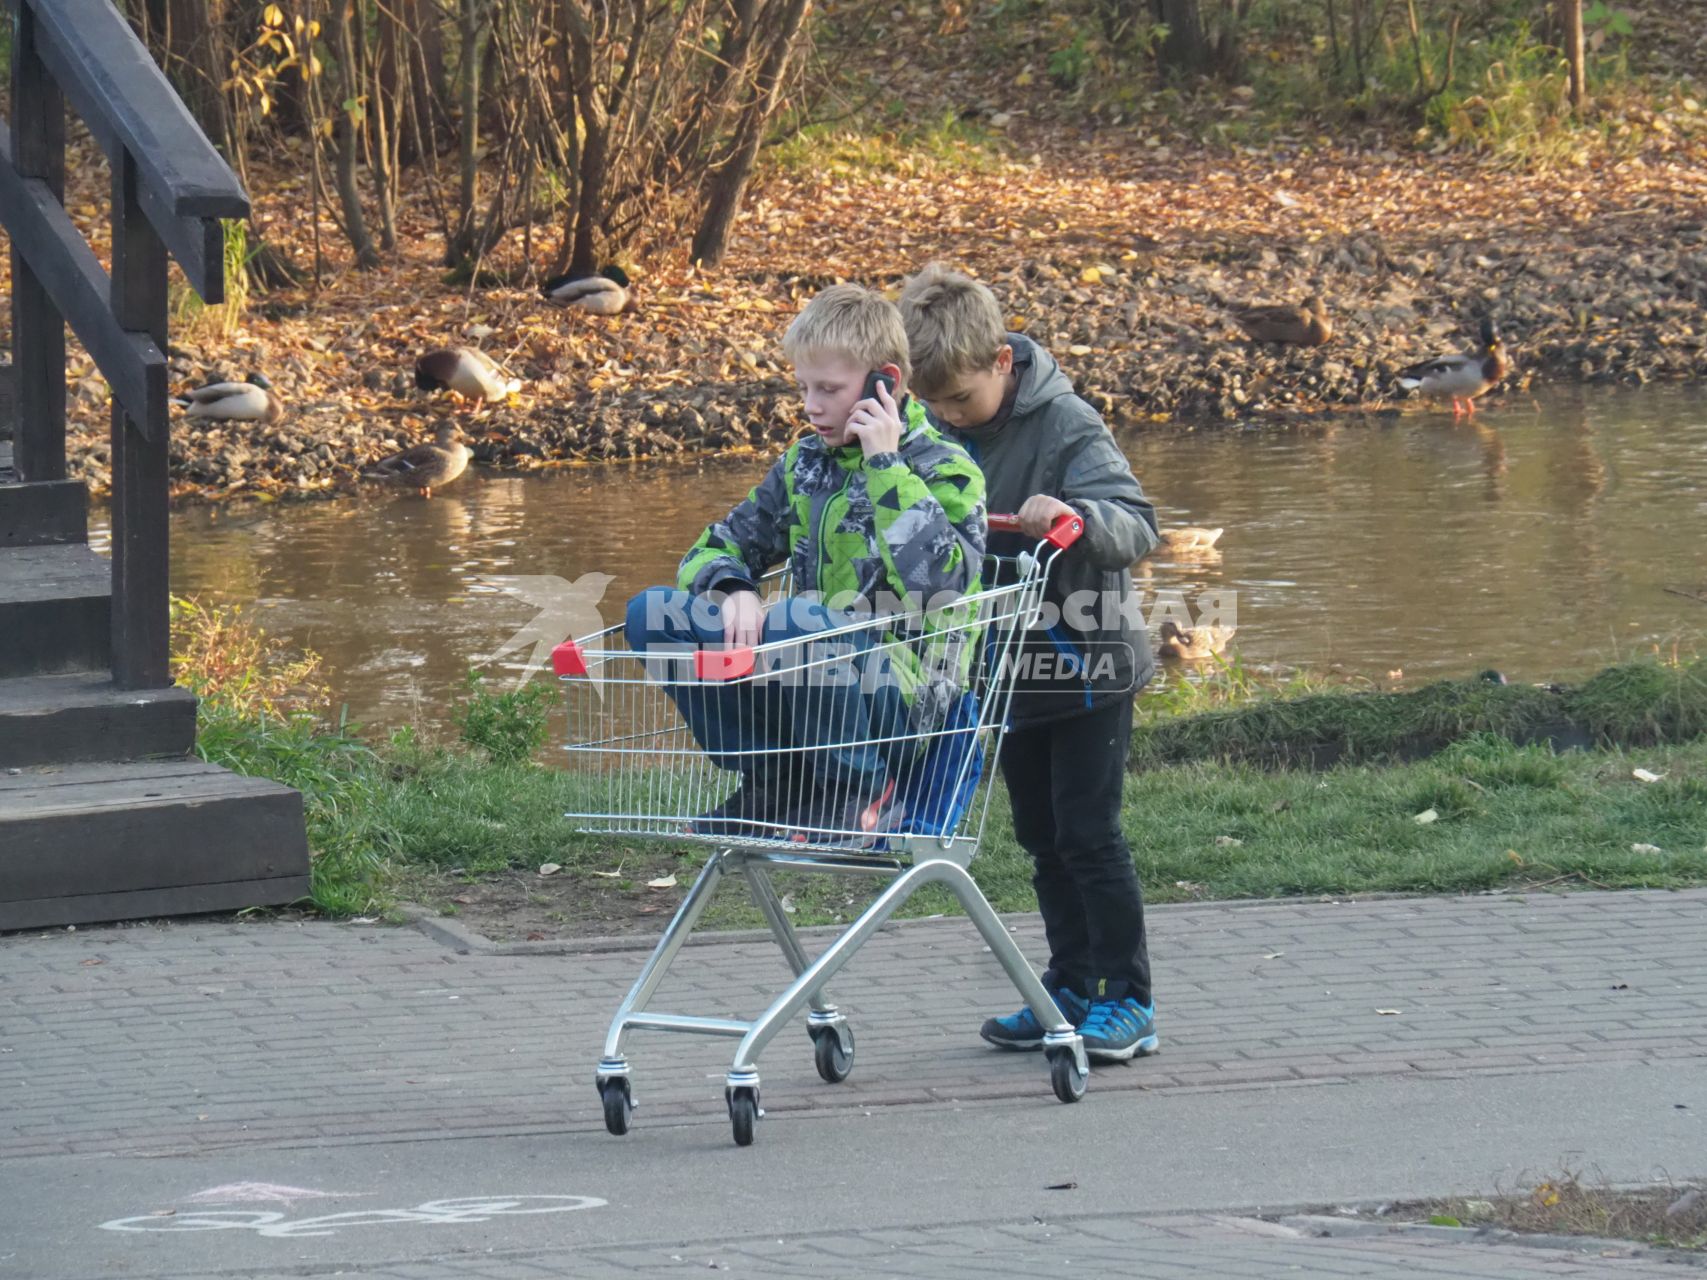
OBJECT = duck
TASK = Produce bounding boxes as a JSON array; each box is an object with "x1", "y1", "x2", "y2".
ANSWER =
[
  {"x1": 171, "y1": 373, "x2": 284, "y2": 424},
  {"x1": 363, "y1": 423, "x2": 471, "y2": 498},
  {"x1": 1156, "y1": 619, "x2": 1236, "y2": 661},
  {"x1": 1397, "y1": 318, "x2": 1508, "y2": 417},
  {"x1": 540, "y1": 265, "x2": 631, "y2": 314},
  {"x1": 414, "y1": 346, "x2": 521, "y2": 408},
  {"x1": 1159, "y1": 526, "x2": 1224, "y2": 554},
  {"x1": 1233, "y1": 295, "x2": 1332, "y2": 346}
]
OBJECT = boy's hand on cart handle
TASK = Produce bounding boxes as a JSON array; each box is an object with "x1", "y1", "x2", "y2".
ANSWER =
[
  {"x1": 1016, "y1": 495, "x2": 1079, "y2": 539},
  {"x1": 846, "y1": 380, "x2": 904, "y2": 459},
  {"x1": 722, "y1": 589, "x2": 766, "y2": 648}
]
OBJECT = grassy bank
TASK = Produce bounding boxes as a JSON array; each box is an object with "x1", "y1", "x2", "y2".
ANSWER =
[{"x1": 1132, "y1": 658, "x2": 1707, "y2": 769}]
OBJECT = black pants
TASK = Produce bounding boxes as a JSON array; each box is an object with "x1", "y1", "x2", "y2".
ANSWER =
[{"x1": 998, "y1": 695, "x2": 1152, "y2": 1006}]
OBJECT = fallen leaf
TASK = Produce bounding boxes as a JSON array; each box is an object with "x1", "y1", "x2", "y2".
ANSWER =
[
  {"x1": 1376, "y1": 1008, "x2": 1402, "y2": 1016},
  {"x1": 1079, "y1": 266, "x2": 1104, "y2": 284},
  {"x1": 646, "y1": 874, "x2": 677, "y2": 889},
  {"x1": 1632, "y1": 768, "x2": 1666, "y2": 783},
  {"x1": 779, "y1": 894, "x2": 797, "y2": 914},
  {"x1": 80, "y1": 957, "x2": 105, "y2": 967},
  {"x1": 590, "y1": 869, "x2": 624, "y2": 878},
  {"x1": 538, "y1": 862, "x2": 562, "y2": 876},
  {"x1": 149, "y1": 1208, "x2": 177, "y2": 1218},
  {"x1": 1045, "y1": 1181, "x2": 1078, "y2": 1190},
  {"x1": 1631, "y1": 843, "x2": 1663, "y2": 855},
  {"x1": 1067, "y1": 343, "x2": 1093, "y2": 356},
  {"x1": 1428, "y1": 1214, "x2": 1462, "y2": 1227},
  {"x1": 525, "y1": 931, "x2": 546, "y2": 942},
  {"x1": 1413, "y1": 808, "x2": 1439, "y2": 825},
  {"x1": 1264, "y1": 951, "x2": 1285, "y2": 960}
]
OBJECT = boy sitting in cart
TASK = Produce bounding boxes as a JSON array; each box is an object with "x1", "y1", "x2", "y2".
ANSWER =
[{"x1": 624, "y1": 284, "x2": 987, "y2": 843}]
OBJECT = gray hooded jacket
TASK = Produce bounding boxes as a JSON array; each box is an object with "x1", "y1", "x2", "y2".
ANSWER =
[{"x1": 948, "y1": 334, "x2": 1159, "y2": 726}]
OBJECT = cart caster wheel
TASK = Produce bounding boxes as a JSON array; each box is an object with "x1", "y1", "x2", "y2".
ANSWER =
[
  {"x1": 727, "y1": 1087, "x2": 759, "y2": 1147},
  {"x1": 810, "y1": 1024, "x2": 854, "y2": 1083},
  {"x1": 1046, "y1": 1047, "x2": 1087, "y2": 1104},
  {"x1": 600, "y1": 1079, "x2": 633, "y2": 1135}
]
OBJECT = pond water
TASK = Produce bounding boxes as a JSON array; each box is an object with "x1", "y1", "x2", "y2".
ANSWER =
[{"x1": 91, "y1": 387, "x2": 1707, "y2": 736}]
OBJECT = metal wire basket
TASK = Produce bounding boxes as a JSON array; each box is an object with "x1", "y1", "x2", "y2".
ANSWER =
[{"x1": 555, "y1": 514, "x2": 1096, "y2": 1145}]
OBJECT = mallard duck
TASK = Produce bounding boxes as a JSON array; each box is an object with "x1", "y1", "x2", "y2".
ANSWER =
[
  {"x1": 1159, "y1": 526, "x2": 1224, "y2": 554},
  {"x1": 1156, "y1": 619, "x2": 1236, "y2": 661},
  {"x1": 1233, "y1": 295, "x2": 1332, "y2": 346},
  {"x1": 540, "y1": 265, "x2": 631, "y2": 314},
  {"x1": 1398, "y1": 318, "x2": 1508, "y2": 417},
  {"x1": 171, "y1": 373, "x2": 284, "y2": 424},
  {"x1": 363, "y1": 423, "x2": 470, "y2": 498},
  {"x1": 414, "y1": 347, "x2": 521, "y2": 408}
]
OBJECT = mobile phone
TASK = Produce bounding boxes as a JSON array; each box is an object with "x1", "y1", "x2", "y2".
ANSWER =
[{"x1": 860, "y1": 369, "x2": 896, "y2": 402}]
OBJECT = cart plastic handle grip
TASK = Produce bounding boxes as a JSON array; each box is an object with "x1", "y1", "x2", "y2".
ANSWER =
[
  {"x1": 696, "y1": 647, "x2": 755, "y2": 681},
  {"x1": 552, "y1": 641, "x2": 588, "y2": 677},
  {"x1": 987, "y1": 512, "x2": 1084, "y2": 549}
]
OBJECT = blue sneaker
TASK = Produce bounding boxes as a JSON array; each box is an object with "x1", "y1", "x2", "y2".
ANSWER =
[
  {"x1": 979, "y1": 986, "x2": 1089, "y2": 1051},
  {"x1": 1079, "y1": 997, "x2": 1159, "y2": 1061}
]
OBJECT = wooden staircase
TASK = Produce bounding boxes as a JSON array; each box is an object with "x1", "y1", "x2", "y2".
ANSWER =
[
  {"x1": 0, "y1": 443, "x2": 309, "y2": 932},
  {"x1": 0, "y1": 0, "x2": 310, "y2": 931}
]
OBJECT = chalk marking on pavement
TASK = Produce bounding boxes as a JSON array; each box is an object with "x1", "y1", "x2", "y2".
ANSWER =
[{"x1": 98, "y1": 1195, "x2": 607, "y2": 1238}]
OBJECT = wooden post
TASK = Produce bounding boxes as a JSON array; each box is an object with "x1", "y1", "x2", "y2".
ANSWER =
[
  {"x1": 10, "y1": 0, "x2": 69, "y2": 483},
  {"x1": 109, "y1": 148, "x2": 171, "y2": 690}
]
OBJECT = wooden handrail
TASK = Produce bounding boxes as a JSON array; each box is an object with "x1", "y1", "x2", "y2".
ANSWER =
[
  {"x1": 0, "y1": 132, "x2": 169, "y2": 444},
  {"x1": 2, "y1": 0, "x2": 252, "y2": 689},
  {"x1": 28, "y1": 0, "x2": 249, "y2": 218},
  {"x1": 26, "y1": 0, "x2": 249, "y2": 301}
]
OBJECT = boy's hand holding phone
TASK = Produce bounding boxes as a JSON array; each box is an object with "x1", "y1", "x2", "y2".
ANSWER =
[{"x1": 846, "y1": 371, "x2": 903, "y2": 459}]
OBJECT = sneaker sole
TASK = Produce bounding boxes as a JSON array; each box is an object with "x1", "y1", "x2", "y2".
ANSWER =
[
  {"x1": 1084, "y1": 1034, "x2": 1160, "y2": 1063},
  {"x1": 978, "y1": 1028, "x2": 1045, "y2": 1051}
]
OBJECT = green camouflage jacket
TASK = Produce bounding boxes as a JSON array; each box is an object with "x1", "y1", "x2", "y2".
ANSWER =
[{"x1": 678, "y1": 398, "x2": 987, "y2": 732}]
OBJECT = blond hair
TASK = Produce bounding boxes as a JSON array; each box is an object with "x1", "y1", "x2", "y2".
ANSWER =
[
  {"x1": 898, "y1": 263, "x2": 1006, "y2": 396},
  {"x1": 781, "y1": 283, "x2": 912, "y2": 385}
]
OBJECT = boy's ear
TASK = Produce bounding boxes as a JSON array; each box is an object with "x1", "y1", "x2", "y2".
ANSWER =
[
  {"x1": 995, "y1": 344, "x2": 1014, "y2": 374},
  {"x1": 879, "y1": 361, "x2": 904, "y2": 395}
]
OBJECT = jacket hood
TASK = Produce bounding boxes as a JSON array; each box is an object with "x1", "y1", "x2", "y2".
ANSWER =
[{"x1": 1009, "y1": 333, "x2": 1081, "y2": 419}]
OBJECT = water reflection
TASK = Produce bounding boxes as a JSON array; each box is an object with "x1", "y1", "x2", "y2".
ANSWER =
[{"x1": 92, "y1": 388, "x2": 1707, "y2": 734}]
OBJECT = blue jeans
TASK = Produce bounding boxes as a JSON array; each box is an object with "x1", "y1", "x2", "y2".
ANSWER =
[{"x1": 624, "y1": 587, "x2": 913, "y2": 791}]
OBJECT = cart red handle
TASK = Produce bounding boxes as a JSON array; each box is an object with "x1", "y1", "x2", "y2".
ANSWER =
[{"x1": 987, "y1": 511, "x2": 1084, "y2": 549}]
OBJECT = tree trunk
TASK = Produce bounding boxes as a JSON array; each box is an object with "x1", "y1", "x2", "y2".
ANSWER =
[
  {"x1": 1559, "y1": 0, "x2": 1585, "y2": 110},
  {"x1": 331, "y1": 0, "x2": 381, "y2": 268},
  {"x1": 368, "y1": 0, "x2": 400, "y2": 251},
  {"x1": 691, "y1": 0, "x2": 812, "y2": 266},
  {"x1": 1155, "y1": 0, "x2": 1209, "y2": 74},
  {"x1": 451, "y1": 0, "x2": 483, "y2": 261}
]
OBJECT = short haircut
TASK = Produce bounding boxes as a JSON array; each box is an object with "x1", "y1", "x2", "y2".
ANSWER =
[
  {"x1": 781, "y1": 283, "x2": 912, "y2": 385},
  {"x1": 898, "y1": 263, "x2": 1007, "y2": 396}
]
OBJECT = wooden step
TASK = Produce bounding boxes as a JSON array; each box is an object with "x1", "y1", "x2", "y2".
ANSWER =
[
  {"x1": 0, "y1": 759, "x2": 311, "y2": 931},
  {"x1": 0, "y1": 672, "x2": 196, "y2": 767},
  {"x1": 0, "y1": 542, "x2": 111, "y2": 678},
  {"x1": 0, "y1": 477, "x2": 89, "y2": 547}
]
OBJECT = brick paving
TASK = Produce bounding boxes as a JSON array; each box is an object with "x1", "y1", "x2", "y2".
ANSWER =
[{"x1": 3, "y1": 888, "x2": 1703, "y2": 1159}]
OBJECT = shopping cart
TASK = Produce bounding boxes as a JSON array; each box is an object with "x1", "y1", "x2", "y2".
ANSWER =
[{"x1": 553, "y1": 513, "x2": 1090, "y2": 1146}]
